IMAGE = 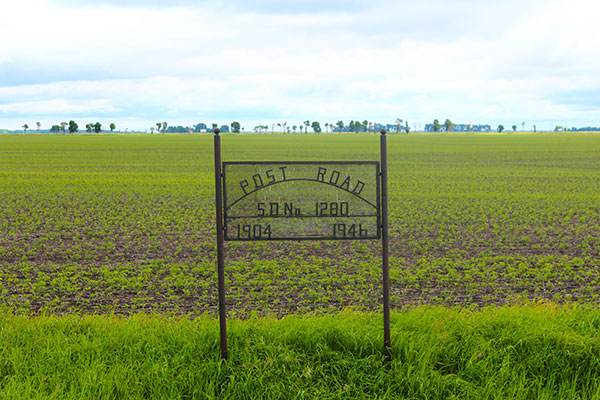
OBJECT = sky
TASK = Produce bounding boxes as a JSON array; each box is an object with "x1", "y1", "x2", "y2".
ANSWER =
[{"x1": 1, "y1": 0, "x2": 599, "y2": 131}]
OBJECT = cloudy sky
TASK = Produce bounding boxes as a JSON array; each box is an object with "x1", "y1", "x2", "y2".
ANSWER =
[{"x1": 1, "y1": 0, "x2": 598, "y2": 131}]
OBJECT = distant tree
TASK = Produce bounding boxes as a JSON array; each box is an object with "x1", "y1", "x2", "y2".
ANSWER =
[
  {"x1": 282, "y1": 122, "x2": 287, "y2": 133},
  {"x1": 94, "y1": 122, "x2": 102, "y2": 133},
  {"x1": 166, "y1": 126, "x2": 188, "y2": 133},
  {"x1": 405, "y1": 121, "x2": 410, "y2": 133},
  {"x1": 554, "y1": 125, "x2": 563, "y2": 132},
  {"x1": 362, "y1": 120, "x2": 368, "y2": 132},
  {"x1": 311, "y1": 121, "x2": 322, "y2": 133},
  {"x1": 498, "y1": 124, "x2": 504, "y2": 132},
  {"x1": 303, "y1": 120, "x2": 310, "y2": 133},
  {"x1": 292, "y1": 125, "x2": 297, "y2": 133},
  {"x1": 150, "y1": 127, "x2": 155, "y2": 134},
  {"x1": 162, "y1": 122, "x2": 167, "y2": 133},
  {"x1": 86, "y1": 123, "x2": 93, "y2": 133},
  {"x1": 336, "y1": 120, "x2": 344, "y2": 132},
  {"x1": 50, "y1": 125, "x2": 60, "y2": 133},
  {"x1": 60, "y1": 122, "x2": 67, "y2": 134},
  {"x1": 395, "y1": 118, "x2": 403, "y2": 133},
  {"x1": 444, "y1": 119, "x2": 454, "y2": 132},
  {"x1": 353, "y1": 121, "x2": 361, "y2": 133},
  {"x1": 533, "y1": 124, "x2": 537, "y2": 133},
  {"x1": 277, "y1": 123, "x2": 281, "y2": 132},
  {"x1": 467, "y1": 124, "x2": 472, "y2": 132},
  {"x1": 68, "y1": 120, "x2": 78, "y2": 134},
  {"x1": 193, "y1": 123, "x2": 207, "y2": 132},
  {"x1": 521, "y1": 122, "x2": 525, "y2": 131},
  {"x1": 231, "y1": 121, "x2": 241, "y2": 133},
  {"x1": 36, "y1": 122, "x2": 41, "y2": 132},
  {"x1": 156, "y1": 122, "x2": 161, "y2": 132},
  {"x1": 324, "y1": 122, "x2": 329, "y2": 133},
  {"x1": 22, "y1": 124, "x2": 28, "y2": 133},
  {"x1": 349, "y1": 121, "x2": 355, "y2": 133},
  {"x1": 433, "y1": 119, "x2": 440, "y2": 132},
  {"x1": 512, "y1": 125, "x2": 517, "y2": 132},
  {"x1": 219, "y1": 125, "x2": 230, "y2": 133},
  {"x1": 109, "y1": 123, "x2": 116, "y2": 132}
]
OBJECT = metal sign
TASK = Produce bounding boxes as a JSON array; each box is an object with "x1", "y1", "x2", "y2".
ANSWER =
[
  {"x1": 223, "y1": 162, "x2": 380, "y2": 241},
  {"x1": 213, "y1": 129, "x2": 390, "y2": 361}
]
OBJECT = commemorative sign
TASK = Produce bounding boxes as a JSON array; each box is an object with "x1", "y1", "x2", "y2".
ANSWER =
[
  {"x1": 223, "y1": 162, "x2": 380, "y2": 240},
  {"x1": 213, "y1": 129, "x2": 390, "y2": 361}
]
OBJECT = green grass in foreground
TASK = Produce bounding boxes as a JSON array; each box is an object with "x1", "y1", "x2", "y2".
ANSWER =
[{"x1": 2, "y1": 303, "x2": 600, "y2": 399}]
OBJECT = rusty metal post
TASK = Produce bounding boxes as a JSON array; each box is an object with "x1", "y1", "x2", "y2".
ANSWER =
[
  {"x1": 213, "y1": 128, "x2": 228, "y2": 360},
  {"x1": 380, "y1": 128, "x2": 391, "y2": 361}
]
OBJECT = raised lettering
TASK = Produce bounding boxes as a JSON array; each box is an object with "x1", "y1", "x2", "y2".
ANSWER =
[
  {"x1": 339, "y1": 176, "x2": 351, "y2": 190},
  {"x1": 252, "y1": 174, "x2": 264, "y2": 189},
  {"x1": 266, "y1": 169, "x2": 276, "y2": 184},
  {"x1": 359, "y1": 224, "x2": 368, "y2": 237},
  {"x1": 352, "y1": 180, "x2": 364, "y2": 195},
  {"x1": 284, "y1": 203, "x2": 293, "y2": 215},
  {"x1": 329, "y1": 170, "x2": 340, "y2": 185},
  {"x1": 279, "y1": 166, "x2": 288, "y2": 180},
  {"x1": 240, "y1": 179, "x2": 249, "y2": 195},
  {"x1": 316, "y1": 167, "x2": 326, "y2": 182}
]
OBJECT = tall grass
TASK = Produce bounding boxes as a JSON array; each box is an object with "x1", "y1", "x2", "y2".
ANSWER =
[{"x1": 2, "y1": 303, "x2": 600, "y2": 399}]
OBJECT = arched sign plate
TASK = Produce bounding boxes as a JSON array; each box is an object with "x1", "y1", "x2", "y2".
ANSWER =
[{"x1": 223, "y1": 161, "x2": 380, "y2": 240}]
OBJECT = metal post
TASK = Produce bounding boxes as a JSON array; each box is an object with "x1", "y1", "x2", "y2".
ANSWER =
[
  {"x1": 213, "y1": 128, "x2": 228, "y2": 360},
  {"x1": 380, "y1": 129, "x2": 391, "y2": 361}
]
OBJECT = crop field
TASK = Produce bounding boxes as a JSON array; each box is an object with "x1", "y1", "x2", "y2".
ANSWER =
[
  {"x1": 1, "y1": 132, "x2": 600, "y2": 398},
  {"x1": 0, "y1": 132, "x2": 599, "y2": 315}
]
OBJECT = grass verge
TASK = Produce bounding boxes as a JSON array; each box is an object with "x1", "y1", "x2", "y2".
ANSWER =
[{"x1": 2, "y1": 303, "x2": 600, "y2": 399}]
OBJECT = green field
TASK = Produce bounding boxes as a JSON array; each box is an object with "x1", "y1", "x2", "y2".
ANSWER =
[
  {"x1": 1, "y1": 132, "x2": 600, "y2": 398},
  {"x1": 1, "y1": 133, "x2": 598, "y2": 314}
]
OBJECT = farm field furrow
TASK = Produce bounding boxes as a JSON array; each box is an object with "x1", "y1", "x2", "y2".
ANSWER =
[{"x1": 0, "y1": 133, "x2": 599, "y2": 315}]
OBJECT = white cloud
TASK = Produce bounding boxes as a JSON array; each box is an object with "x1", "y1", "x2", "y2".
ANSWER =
[{"x1": 0, "y1": 99, "x2": 120, "y2": 114}]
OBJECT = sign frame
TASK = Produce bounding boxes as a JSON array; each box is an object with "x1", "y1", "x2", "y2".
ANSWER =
[
  {"x1": 222, "y1": 161, "x2": 381, "y2": 241},
  {"x1": 213, "y1": 129, "x2": 390, "y2": 361}
]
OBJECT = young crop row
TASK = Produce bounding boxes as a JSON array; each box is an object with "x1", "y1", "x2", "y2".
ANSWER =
[{"x1": 1, "y1": 254, "x2": 599, "y2": 315}]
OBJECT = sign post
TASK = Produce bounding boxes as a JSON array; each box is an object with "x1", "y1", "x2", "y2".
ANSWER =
[
  {"x1": 213, "y1": 128, "x2": 390, "y2": 360},
  {"x1": 380, "y1": 129, "x2": 391, "y2": 361},
  {"x1": 213, "y1": 128, "x2": 228, "y2": 360}
]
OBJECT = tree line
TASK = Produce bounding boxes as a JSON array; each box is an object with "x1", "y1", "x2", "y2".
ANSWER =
[
  {"x1": 426, "y1": 119, "x2": 531, "y2": 133},
  {"x1": 21, "y1": 118, "x2": 593, "y2": 134},
  {"x1": 21, "y1": 121, "x2": 117, "y2": 134},
  {"x1": 250, "y1": 118, "x2": 411, "y2": 134}
]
